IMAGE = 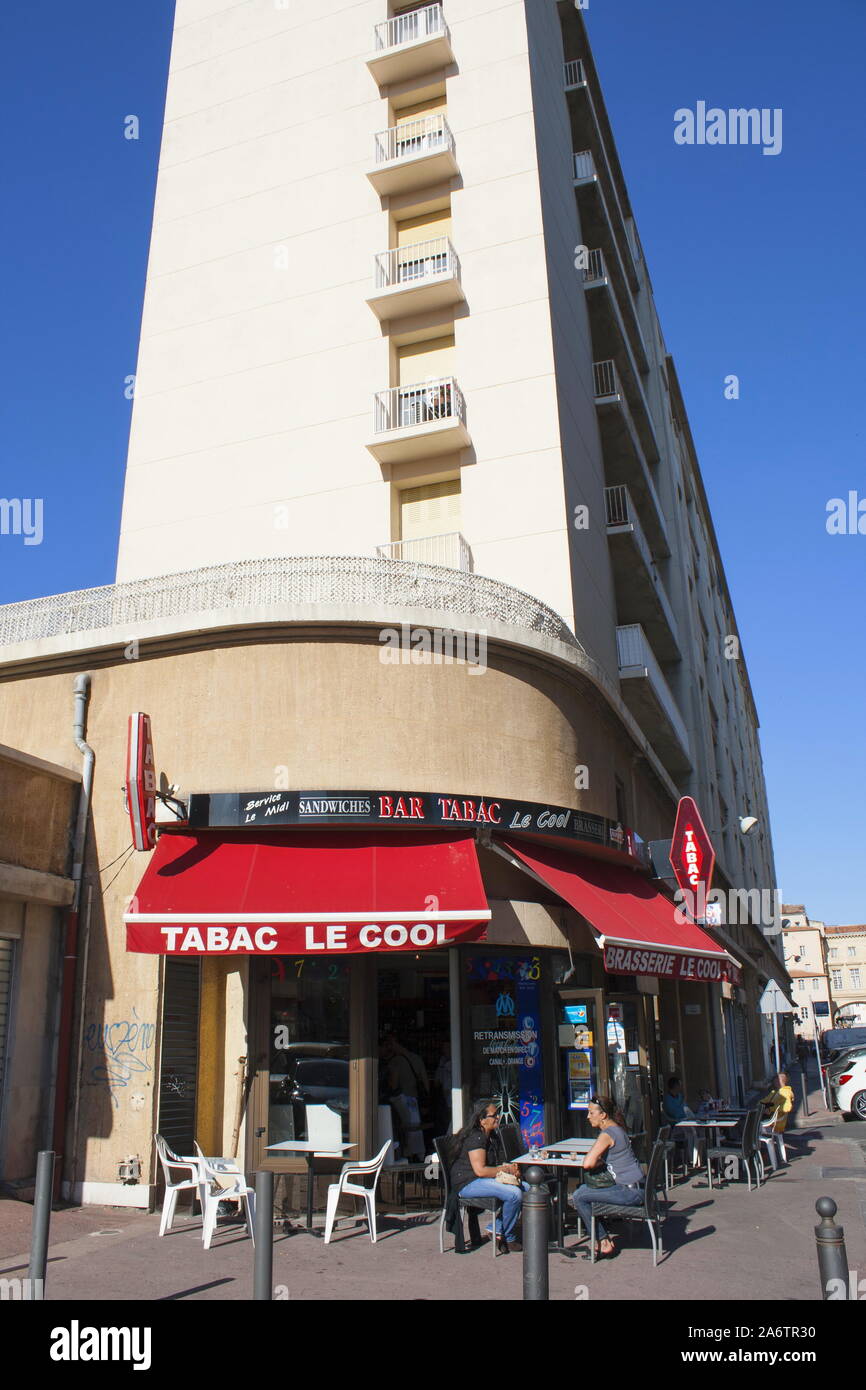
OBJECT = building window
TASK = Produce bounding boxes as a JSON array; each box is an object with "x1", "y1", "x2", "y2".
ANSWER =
[
  {"x1": 811, "y1": 978, "x2": 821, "y2": 992},
  {"x1": 831, "y1": 970, "x2": 843, "y2": 990},
  {"x1": 847, "y1": 947, "x2": 856, "y2": 959},
  {"x1": 797, "y1": 979, "x2": 805, "y2": 993},
  {"x1": 614, "y1": 776, "x2": 627, "y2": 826},
  {"x1": 851, "y1": 969, "x2": 862, "y2": 989},
  {"x1": 828, "y1": 948, "x2": 838, "y2": 960}
]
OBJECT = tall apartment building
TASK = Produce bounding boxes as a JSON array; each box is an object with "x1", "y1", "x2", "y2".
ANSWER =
[
  {"x1": 0, "y1": 3, "x2": 786, "y2": 1206},
  {"x1": 824, "y1": 925, "x2": 866, "y2": 1028}
]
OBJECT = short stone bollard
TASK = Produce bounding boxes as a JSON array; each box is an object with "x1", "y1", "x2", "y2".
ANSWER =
[
  {"x1": 815, "y1": 1196, "x2": 849, "y2": 1300},
  {"x1": 522, "y1": 1165, "x2": 549, "y2": 1302}
]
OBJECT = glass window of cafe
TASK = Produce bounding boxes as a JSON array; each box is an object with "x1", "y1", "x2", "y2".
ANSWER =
[
  {"x1": 267, "y1": 957, "x2": 351, "y2": 1144},
  {"x1": 464, "y1": 951, "x2": 546, "y2": 1148}
]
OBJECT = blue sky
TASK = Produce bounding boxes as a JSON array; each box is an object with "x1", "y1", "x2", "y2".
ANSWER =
[{"x1": 1, "y1": 0, "x2": 864, "y2": 922}]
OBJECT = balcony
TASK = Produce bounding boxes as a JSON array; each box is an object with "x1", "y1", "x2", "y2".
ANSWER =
[
  {"x1": 616, "y1": 624, "x2": 691, "y2": 775},
  {"x1": 583, "y1": 248, "x2": 648, "y2": 373},
  {"x1": 368, "y1": 115, "x2": 457, "y2": 197},
  {"x1": 367, "y1": 377, "x2": 469, "y2": 464},
  {"x1": 367, "y1": 5, "x2": 454, "y2": 87},
  {"x1": 367, "y1": 237, "x2": 464, "y2": 322},
  {"x1": 605, "y1": 486, "x2": 680, "y2": 660},
  {"x1": 593, "y1": 361, "x2": 669, "y2": 556},
  {"x1": 376, "y1": 531, "x2": 473, "y2": 573}
]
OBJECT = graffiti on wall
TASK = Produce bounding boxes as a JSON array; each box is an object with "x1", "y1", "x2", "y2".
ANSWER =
[{"x1": 84, "y1": 1006, "x2": 155, "y2": 1108}]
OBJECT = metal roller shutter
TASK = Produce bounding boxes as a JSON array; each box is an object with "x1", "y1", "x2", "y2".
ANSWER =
[
  {"x1": 0, "y1": 940, "x2": 14, "y2": 1117},
  {"x1": 157, "y1": 959, "x2": 201, "y2": 1156}
]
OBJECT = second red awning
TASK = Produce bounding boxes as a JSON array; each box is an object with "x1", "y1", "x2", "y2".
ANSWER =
[
  {"x1": 126, "y1": 828, "x2": 491, "y2": 955},
  {"x1": 498, "y1": 835, "x2": 739, "y2": 983}
]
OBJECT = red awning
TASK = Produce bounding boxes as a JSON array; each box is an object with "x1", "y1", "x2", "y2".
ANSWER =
[
  {"x1": 125, "y1": 828, "x2": 490, "y2": 955},
  {"x1": 497, "y1": 835, "x2": 740, "y2": 984}
]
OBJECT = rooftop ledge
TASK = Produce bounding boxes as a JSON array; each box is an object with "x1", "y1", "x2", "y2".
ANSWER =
[{"x1": 0, "y1": 554, "x2": 680, "y2": 800}]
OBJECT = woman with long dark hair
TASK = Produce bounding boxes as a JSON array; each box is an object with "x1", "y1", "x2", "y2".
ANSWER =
[
  {"x1": 447, "y1": 1098, "x2": 524, "y2": 1252},
  {"x1": 572, "y1": 1094, "x2": 644, "y2": 1259}
]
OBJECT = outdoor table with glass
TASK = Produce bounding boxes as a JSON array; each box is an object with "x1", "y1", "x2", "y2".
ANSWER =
[
  {"x1": 266, "y1": 1139, "x2": 356, "y2": 1231},
  {"x1": 512, "y1": 1140, "x2": 595, "y2": 1255},
  {"x1": 674, "y1": 1118, "x2": 739, "y2": 1174}
]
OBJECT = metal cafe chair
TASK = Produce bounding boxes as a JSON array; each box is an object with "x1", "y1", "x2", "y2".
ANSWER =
[
  {"x1": 586, "y1": 1136, "x2": 667, "y2": 1268},
  {"x1": 434, "y1": 1136, "x2": 503, "y2": 1258},
  {"x1": 705, "y1": 1105, "x2": 762, "y2": 1191}
]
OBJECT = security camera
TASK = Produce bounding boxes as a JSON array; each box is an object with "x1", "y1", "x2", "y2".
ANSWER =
[{"x1": 739, "y1": 816, "x2": 759, "y2": 835}]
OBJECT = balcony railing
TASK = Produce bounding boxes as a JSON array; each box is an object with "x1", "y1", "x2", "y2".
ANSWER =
[
  {"x1": 573, "y1": 149, "x2": 596, "y2": 182},
  {"x1": 583, "y1": 247, "x2": 605, "y2": 284},
  {"x1": 374, "y1": 237, "x2": 460, "y2": 291},
  {"x1": 374, "y1": 4, "x2": 448, "y2": 52},
  {"x1": 374, "y1": 115, "x2": 453, "y2": 167},
  {"x1": 0, "y1": 557, "x2": 579, "y2": 652},
  {"x1": 563, "y1": 59, "x2": 586, "y2": 89},
  {"x1": 593, "y1": 358, "x2": 618, "y2": 399},
  {"x1": 373, "y1": 377, "x2": 465, "y2": 434},
  {"x1": 616, "y1": 623, "x2": 690, "y2": 763},
  {"x1": 376, "y1": 531, "x2": 473, "y2": 573}
]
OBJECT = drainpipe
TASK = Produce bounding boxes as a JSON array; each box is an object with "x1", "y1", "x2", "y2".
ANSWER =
[{"x1": 51, "y1": 674, "x2": 95, "y2": 1197}]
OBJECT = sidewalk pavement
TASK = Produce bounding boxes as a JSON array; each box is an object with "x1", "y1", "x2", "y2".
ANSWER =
[{"x1": 2, "y1": 1111, "x2": 864, "y2": 1302}]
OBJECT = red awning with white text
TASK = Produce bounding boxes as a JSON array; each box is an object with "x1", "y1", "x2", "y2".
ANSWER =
[
  {"x1": 498, "y1": 835, "x2": 740, "y2": 984},
  {"x1": 125, "y1": 829, "x2": 491, "y2": 955}
]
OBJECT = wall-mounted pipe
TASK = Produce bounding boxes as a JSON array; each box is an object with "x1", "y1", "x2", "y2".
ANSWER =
[{"x1": 51, "y1": 673, "x2": 95, "y2": 1196}]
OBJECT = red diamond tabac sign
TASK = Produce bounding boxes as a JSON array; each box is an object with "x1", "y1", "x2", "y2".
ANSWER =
[{"x1": 669, "y1": 797, "x2": 715, "y2": 904}]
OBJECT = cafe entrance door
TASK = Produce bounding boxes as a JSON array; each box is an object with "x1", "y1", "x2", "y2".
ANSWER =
[
  {"x1": 605, "y1": 993, "x2": 653, "y2": 1140},
  {"x1": 554, "y1": 988, "x2": 609, "y2": 1139},
  {"x1": 376, "y1": 954, "x2": 450, "y2": 1163}
]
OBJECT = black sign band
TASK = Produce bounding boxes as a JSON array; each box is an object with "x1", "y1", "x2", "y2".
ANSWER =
[{"x1": 186, "y1": 789, "x2": 636, "y2": 855}]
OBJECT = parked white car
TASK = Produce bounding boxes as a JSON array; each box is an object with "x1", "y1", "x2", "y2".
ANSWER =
[{"x1": 832, "y1": 1055, "x2": 866, "y2": 1120}]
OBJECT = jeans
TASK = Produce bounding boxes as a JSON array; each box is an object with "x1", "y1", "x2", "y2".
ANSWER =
[
  {"x1": 459, "y1": 1179, "x2": 524, "y2": 1242},
  {"x1": 572, "y1": 1182, "x2": 644, "y2": 1240}
]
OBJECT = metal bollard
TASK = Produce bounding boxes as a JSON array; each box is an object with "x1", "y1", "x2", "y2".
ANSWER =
[
  {"x1": 253, "y1": 1170, "x2": 274, "y2": 1301},
  {"x1": 815, "y1": 1197, "x2": 849, "y2": 1300},
  {"x1": 27, "y1": 1150, "x2": 55, "y2": 1300},
  {"x1": 522, "y1": 1165, "x2": 549, "y2": 1302},
  {"x1": 800, "y1": 1066, "x2": 809, "y2": 1117}
]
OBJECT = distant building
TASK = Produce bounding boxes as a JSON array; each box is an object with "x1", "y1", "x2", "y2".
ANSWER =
[
  {"x1": 782, "y1": 905, "x2": 832, "y2": 1041},
  {"x1": 824, "y1": 925, "x2": 866, "y2": 1028}
]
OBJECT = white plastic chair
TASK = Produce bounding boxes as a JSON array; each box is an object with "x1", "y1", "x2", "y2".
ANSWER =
[
  {"x1": 154, "y1": 1134, "x2": 200, "y2": 1237},
  {"x1": 198, "y1": 1151, "x2": 256, "y2": 1249},
  {"x1": 323, "y1": 1141, "x2": 392, "y2": 1244},
  {"x1": 759, "y1": 1118, "x2": 786, "y2": 1171}
]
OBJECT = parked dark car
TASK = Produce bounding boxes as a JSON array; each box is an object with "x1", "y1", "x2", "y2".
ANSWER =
[{"x1": 269, "y1": 1045, "x2": 349, "y2": 1141}]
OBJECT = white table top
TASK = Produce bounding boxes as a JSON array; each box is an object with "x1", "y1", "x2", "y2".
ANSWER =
[
  {"x1": 513, "y1": 1151, "x2": 588, "y2": 1167},
  {"x1": 675, "y1": 1118, "x2": 738, "y2": 1129},
  {"x1": 266, "y1": 1141, "x2": 356, "y2": 1154},
  {"x1": 542, "y1": 1139, "x2": 595, "y2": 1153}
]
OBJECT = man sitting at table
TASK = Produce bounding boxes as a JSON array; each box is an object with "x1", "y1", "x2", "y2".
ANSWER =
[{"x1": 662, "y1": 1076, "x2": 697, "y2": 1169}]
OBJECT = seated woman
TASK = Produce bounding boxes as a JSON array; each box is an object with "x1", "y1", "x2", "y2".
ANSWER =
[
  {"x1": 759, "y1": 1071, "x2": 794, "y2": 1168},
  {"x1": 572, "y1": 1095, "x2": 645, "y2": 1259},
  {"x1": 449, "y1": 1099, "x2": 524, "y2": 1253}
]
